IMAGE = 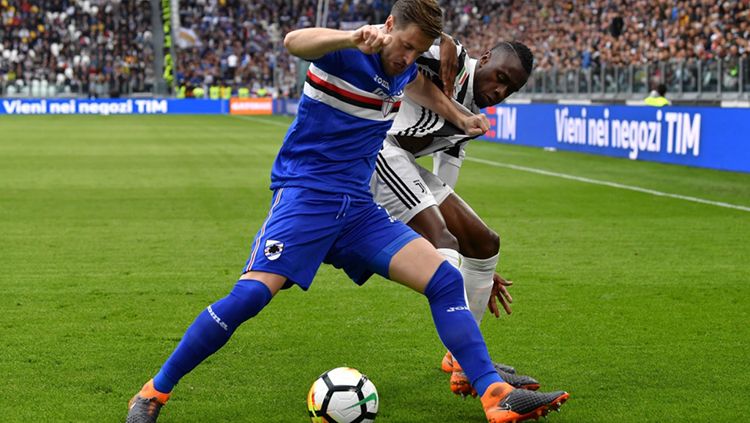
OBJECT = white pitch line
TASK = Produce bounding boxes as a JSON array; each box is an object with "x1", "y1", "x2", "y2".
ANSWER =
[
  {"x1": 465, "y1": 157, "x2": 750, "y2": 213},
  {"x1": 230, "y1": 115, "x2": 293, "y2": 128}
]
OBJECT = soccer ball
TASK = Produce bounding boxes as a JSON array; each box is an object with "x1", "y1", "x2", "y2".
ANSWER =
[{"x1": 307, "y1": 367, "x2": 379, "y2": 423}]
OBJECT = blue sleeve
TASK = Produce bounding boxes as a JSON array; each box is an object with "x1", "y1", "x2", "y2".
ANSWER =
[{"x1": 313, "y1": 49, "x2": 359, "y2": 74}]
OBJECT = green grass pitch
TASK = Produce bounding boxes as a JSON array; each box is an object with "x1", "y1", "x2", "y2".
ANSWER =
[{"x1": 1, "y1": 115, "x2": 748, "y2": 422}]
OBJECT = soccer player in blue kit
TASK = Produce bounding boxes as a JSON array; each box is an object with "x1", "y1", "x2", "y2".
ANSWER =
[{"x1": 126, "y1": 1, "x2": 568, "y2": 422}]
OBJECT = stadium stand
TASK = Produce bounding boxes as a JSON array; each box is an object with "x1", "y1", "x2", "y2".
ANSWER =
[
  {"x1": 1, "y1": 0, "x2": 748, "y2": 100},
  {"x1": 0, "y1": 0, "x2": 154, "y2": 97},
  {"x1": 173, "y1": 0, "x2": 392, "y2": 98}
]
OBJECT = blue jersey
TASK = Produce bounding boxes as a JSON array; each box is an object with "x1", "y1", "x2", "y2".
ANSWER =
[{"x1": 270, "y1": 48, "x2": 418, "y2": 198}]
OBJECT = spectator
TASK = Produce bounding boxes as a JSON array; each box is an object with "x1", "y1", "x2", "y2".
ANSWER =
[{"x1": 0, "y1": 0, "x2": 154, "y2": 97}]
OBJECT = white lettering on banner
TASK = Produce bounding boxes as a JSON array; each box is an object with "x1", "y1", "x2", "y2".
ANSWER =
[
  {"x1": 665, "y1": 112, "x2": 701, "y2": 156},
  {"x1": 3, "y1": 99, "x2": 47, "y2": 114},
  {"x1": 554, "y1": 107, "x2": 587, "y2": 145},
  {"x1": 78, "y1": 100, "x2": 134, "y2": 115},
  {"x1": 496, "y1": 107, "x2": 517, "y2": 140},
  {"x1": 230, "y1": 101, "x2": 272, "y2": 112},
  {"x1": 49, "y1": 100, "x2": 76, "y2": 114},
  {"x1": 135, "y1": 99, "x2": 168, "y2": 113},
  {"x1": 2, "y1": 99, "x2": 172, "y2": 115},
  {"x1": 554, "y1": 107, "x2": 701, "y2": 160}
]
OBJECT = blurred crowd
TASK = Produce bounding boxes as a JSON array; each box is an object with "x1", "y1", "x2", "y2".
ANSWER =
[
  {"x1": 442, "y1": 0, "x2": 750, "y2": 71},
  {"x1": 1, "y1": 0, "x2": 748, "y2": 97},
  {"x1": 1, "y1": 0, "x2": 154, "y2": 97},
  {"x1": 174, "y1": 0, "x2": 391, "y2": 98}
]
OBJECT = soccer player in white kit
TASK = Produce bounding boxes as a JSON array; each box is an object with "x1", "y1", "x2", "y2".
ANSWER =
[{"x1": 370, "y1": 38, "x2": 539, "y2": 395}]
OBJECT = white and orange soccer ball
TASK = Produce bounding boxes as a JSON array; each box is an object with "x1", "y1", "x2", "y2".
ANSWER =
[{"x1": 307, "y1": 367, "x2": 379, "y2": 423}]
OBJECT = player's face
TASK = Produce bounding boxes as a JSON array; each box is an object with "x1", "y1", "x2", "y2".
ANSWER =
[
  {"x1": 380, "y1": 16, "x2": 434, "y2": 77},
  {"x1": 473, "y1": 49, "x2": 528, "y2": 108}
]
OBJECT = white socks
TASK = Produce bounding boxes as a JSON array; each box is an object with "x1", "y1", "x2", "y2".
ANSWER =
[
  {"x1": 437, "y1": 248, "x2": 461, "y2": 269},
  {"x1": 460, "y1": 254, "x2": 499, "y2": 325},
  {"x1": 437, "y1": 249, "x2": 499, "y2": 325}
]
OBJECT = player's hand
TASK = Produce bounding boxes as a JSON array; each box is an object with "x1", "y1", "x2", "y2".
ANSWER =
[
  {"x1": 488, "y1": 272, "x2": 513, "y2": 318},
  {"x1": 351, "y1": 25, "x2": 392, "y2": 55},
  {"x1": 460, "y1": 113, "x2": 490, "y2": 136},
  {"x1": 439, "y1": 35, "x2": 458, "y2": 97}
]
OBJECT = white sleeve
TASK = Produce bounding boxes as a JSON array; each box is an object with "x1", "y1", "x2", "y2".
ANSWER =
[{"x1": 433, "y1": 146, "x2": 466, "y2": 189}]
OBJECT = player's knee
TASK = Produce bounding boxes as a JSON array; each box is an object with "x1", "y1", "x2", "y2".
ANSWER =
[
  {"x1": 424, "y1": 261, "x2": 465, "y2": 305},
  {"x1": 463, "y1": 228, "x2": 500, "y2": 259},
  {"x1": 422, "y1": 226, "x2": 460, "y2": 251},
  {"x1": 216, "y1": 280, "x2": 273, "y2": 329}
]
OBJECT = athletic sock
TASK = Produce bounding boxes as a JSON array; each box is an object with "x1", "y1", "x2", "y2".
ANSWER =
[
  {"x1": 424, "y1": 261, "x2": 502, "y2": 396},
  {"x1": 460, "y1": 254, "x2": 499, "y2": 325},
  {"x1": 152, "y1": 280, "x2": 272, "y2": 393},
  {"x1": 436, "y1": 248, "x2": 461, "y2": 270}
]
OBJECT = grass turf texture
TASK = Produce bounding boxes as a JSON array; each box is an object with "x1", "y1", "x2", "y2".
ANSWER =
[{"x1": 1, "y1": 115, "x2": 748, "y2": 422}]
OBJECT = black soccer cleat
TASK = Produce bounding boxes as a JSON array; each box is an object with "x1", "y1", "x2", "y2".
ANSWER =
[
  {"x1": 126, "y1": 379, "x2": 170, "y2": 423},
  {"x1": 494, "y1": 362, "x2": 517, "y2": 375},
  {"x1": 127, "y1": 396, "x2": 164, "y2": 423},
  {"x1": 497, "y1": 368, "x2": 540, "y2": 391},
  {"x1": 482, "y1": 382, "x2": 569, "y2": 423}
]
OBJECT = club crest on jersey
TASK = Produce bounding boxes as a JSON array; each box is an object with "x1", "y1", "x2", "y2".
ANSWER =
[
  {"x1": 381, "y1": 96, "x2": 397, "y2": 117},
  {"x1": 264, "y1": 240, "x2": 284, "y2": 261}
]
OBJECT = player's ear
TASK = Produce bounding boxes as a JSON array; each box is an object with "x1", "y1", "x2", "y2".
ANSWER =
[
  {"x1": 478, "y1": 50, "x2": 492, "y2": 67},
  {"x1": 384, "y1": 15, "x2": 394, "y2": 33}
]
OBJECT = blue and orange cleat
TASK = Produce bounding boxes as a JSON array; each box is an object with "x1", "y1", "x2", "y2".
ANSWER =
[
  {"x1": 481, "y1": 382, "x2": 569, "y2": 423},
  {"x1": 450, "y1": 358, "x2": 540, "y2": 397},
  {"x1": 126, "y1": 379, "x2": 171, "y2": 423}
]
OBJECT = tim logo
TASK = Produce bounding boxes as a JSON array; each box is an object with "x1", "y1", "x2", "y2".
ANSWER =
[{"x1": 264, "y1": 240, "x2": 284, "y2": 261}]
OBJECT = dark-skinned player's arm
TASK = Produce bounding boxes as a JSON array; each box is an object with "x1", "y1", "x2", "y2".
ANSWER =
[
  {"x1": 405, "y1": 72, "x2": 488, "y2": 137},
  {"x1": 438, "y1": 33, "x2": 459, "y2": 97}
]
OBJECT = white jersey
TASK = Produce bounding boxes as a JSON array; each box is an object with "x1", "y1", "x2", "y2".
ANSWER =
[{"x1": 385, "y1": 40, "x2": 480, "y2": 166}]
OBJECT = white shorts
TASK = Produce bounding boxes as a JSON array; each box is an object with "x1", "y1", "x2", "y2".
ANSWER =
[{"x1": 370, "y1": 141, "x2": 453, "y2": 223}]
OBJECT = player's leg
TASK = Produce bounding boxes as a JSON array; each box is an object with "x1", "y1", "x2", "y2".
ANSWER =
[
  {"x1": 371, "y1": 144, "x2": 461, "y2": 268},
  {"x1": 387, "y1": 239, "x2": 503, "y2": 395},
  {"x1": 438, "y1": 192, "x2": 500, "y2": 324},
  {"x1": 389, "y1": 239, "x2": 568, "y2": 421},
  {"x1": 374, "y1": 152, "x2": 523, "y2": 382},
  {"x1": 127, "y1": 273, "x2": 285, "y2": 423},
  {"x1": 327, "y1": 196, "x2": 501, "y2": 397},
  {"x1": 127, "y1": 188, "x2": 344, "y2": 422},
  {"x1": 331, "y1": 200, "x2": 568, "y2": 421}
]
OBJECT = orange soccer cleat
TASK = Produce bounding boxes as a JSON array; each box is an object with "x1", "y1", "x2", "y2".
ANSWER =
[
  {"x1": 481, "y1": 382, "x2": 569, "y2": 423},
  {"x1": 450, "y1": 360, "x2": 477, "y2": 397},
  {"x1": 126, "y1": 379, "x2": 171, "y2": 423}
]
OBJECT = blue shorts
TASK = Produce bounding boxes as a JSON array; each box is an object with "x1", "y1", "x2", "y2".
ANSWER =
[{"x1": 242, "y1": 187, "x2": 420, "y2": 290}]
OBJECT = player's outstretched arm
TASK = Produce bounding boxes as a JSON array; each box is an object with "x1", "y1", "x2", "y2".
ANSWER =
[
  {"x1": 284, "y1": 26, "x2": 392, "y2": 61},
  {"x1": 405, "y1": 72, "x2": 489, "y2": 136},
  {"x1": 438, "y1": 33, "x2": 459, "y2": 97}
]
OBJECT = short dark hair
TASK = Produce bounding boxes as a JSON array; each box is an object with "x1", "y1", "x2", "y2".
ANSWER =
[
  {"x1": 491, "y1": 41, "x2": 534, "y2": 76},
  {"x1": 390, "y1": 0, "x2": 443, "y2": 40},
  {"x1": 656, "y1": 83, "x2": 667, "y2": 96}
]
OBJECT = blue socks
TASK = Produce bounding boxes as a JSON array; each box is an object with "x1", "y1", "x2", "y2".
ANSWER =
[
  {"x1": 424, "y1": 261, "x2": 503, "y2": 396},
  {"x1": 152, "y1": 265, "x2": 500, "y2": 396},
  {"x1": 153, "y1": 280, "x2": 272, "y2": 393}
]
